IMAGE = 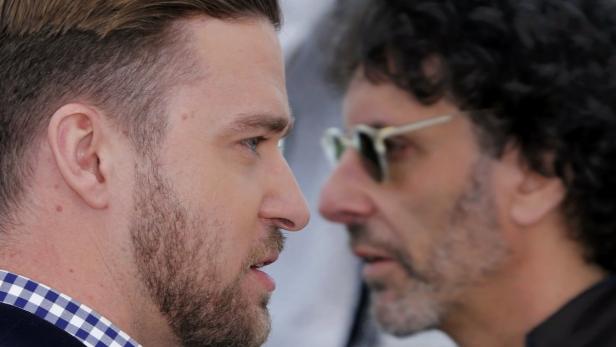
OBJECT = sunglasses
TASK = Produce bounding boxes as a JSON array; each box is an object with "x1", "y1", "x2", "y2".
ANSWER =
[{"x1": 321, "y1": 114, "x2": 453, "y2": 182}]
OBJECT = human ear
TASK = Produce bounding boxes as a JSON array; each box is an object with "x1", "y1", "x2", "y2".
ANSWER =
[
  {"x1": 508, "y1": 153, "x2": 566, "y2": 226},
  {"x1": 47, "y1": 104, "x2": 110, "y2": 209}
]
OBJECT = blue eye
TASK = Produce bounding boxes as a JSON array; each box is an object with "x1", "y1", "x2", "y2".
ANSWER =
[{"x1": 242, "y1": 137, "x2": 266, "y2": 153}]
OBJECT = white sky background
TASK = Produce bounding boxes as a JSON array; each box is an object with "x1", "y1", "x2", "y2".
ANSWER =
[{"x1": 278, "y1": 0, "x2": 336, "y2": 56}]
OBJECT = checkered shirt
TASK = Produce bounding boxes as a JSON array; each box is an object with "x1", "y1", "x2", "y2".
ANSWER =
[{"x1": 0, "y1": 269, "x2": 142, "y2": 347}]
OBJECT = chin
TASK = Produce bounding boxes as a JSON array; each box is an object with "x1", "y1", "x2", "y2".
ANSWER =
[
  {"x1": 372, "y1": 288, "x2": 442, "y2": 336},
  {"x1": 251, "y1": 304, "x2": 272, "y2": 346}
]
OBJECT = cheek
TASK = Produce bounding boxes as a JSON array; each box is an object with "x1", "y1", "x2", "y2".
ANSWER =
[
  {"x1": 200, "y1": 195, "x2": 262, "y2": 279},
  {"x1": 373, "y1": 183, "x2": 474, "y2": 278},
  {"x1": 377, "y1": 187, "x2": 454, "y2": 244},
  {"x1": 174, "y1": 153, "x2": 264, "y2": 214},
  {"x1": 165, "y1": 149, "x2": 268, "y2": 275}
]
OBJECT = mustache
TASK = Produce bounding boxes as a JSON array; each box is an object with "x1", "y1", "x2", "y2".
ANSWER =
[
  {"x1": 347, "y1": 224, "x2": 386, "y2": 249},
  {"x1": 245, "y1": 227, "x2": 286, "y2": 268},
  {"x1": 268, "y1": 227, "x2": 286, "y2": 253}
]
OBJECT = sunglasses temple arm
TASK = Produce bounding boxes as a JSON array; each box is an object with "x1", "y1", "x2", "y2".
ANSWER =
[{"x1": 383, "y1": 115, "x2": 453, "y2": 138}]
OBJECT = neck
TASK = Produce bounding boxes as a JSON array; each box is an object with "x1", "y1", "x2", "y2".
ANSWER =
[{"x1": 0, "y1": 211, "x2": 178, "y2": 346}]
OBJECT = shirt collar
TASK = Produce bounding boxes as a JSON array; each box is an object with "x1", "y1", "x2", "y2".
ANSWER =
[
  {"x1": 526, "y1": 275, "x2": 616, "y2": 347},
  {"x1": 0, "y1": 269, "x2": 142, "y2": 347}
]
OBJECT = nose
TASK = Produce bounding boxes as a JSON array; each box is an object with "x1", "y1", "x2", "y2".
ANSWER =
[
  {"x1": 319, "y1": 151, "x2": 375, "y2": 225},
  {"x1": 260, "y1": 157, "x2": 310, "y2": 232}
]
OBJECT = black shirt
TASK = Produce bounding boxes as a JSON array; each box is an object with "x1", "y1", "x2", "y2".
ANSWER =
[{"x1": 527, "y1": 276, "x2": 616, "y2": 347}]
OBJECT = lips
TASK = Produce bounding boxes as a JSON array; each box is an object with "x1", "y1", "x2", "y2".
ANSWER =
[
  {"x1": 249, "y1": 253, "x2": 279, "y2": 292},
  {"x1": 250, "y1": 253, "x2": 279, "y2": 269},
  {"x1": 353, "y1": 246, "x2": 394, "y2": 264},
  {"x1": 353, "y1": 246, "x2": 401, "y2": 282}
]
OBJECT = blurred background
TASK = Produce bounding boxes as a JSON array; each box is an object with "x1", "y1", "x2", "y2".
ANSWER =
[{"x1": 263, "y1": 1, "x2": 458, "y2": 347}]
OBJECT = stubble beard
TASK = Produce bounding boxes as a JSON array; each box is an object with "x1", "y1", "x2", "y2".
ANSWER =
[
  {"x1": 129, "y1": 161, "x2": 275, "y2": 347},
  {"x1": 358, "y1": 157, "x2": 510, "y2": 336}
]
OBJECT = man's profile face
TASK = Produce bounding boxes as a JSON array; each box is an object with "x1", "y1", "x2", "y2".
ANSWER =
[
  {"x1": 128, "y1": 17, "x2": 308, "y2": 347},
  {"x1": 319, "y1": 72, "x2": 511, "y2": 335}
]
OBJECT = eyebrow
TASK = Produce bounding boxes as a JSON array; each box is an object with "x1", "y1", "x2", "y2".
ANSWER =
[{"x1": 227, "y1": 113, "x2": 294, "y2": 137}]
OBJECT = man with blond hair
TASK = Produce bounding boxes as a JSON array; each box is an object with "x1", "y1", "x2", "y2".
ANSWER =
[{"x1": 0, "y1": 1, "x2": 309, "y2": 346}]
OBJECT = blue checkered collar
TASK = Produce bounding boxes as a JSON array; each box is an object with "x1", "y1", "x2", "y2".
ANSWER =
[{"x1": 0, "y1": 269, "x2": 142, "y2": 347}]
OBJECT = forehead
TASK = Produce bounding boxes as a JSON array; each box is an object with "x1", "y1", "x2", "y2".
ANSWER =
[{"x1": 172, "y1": 16, "x2": 290, "y2": 130}]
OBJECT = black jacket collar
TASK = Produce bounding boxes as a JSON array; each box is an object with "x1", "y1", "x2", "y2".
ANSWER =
[{"x1": 527, "y1": 276, "x2": 616, "y2": 347}]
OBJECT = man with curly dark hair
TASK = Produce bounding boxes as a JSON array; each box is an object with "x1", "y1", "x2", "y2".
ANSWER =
[{"x1": 319, "y1": 0, "x2": 616, "y2": 346}]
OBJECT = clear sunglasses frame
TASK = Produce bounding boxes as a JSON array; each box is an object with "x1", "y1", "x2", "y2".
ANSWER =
[{"x1": 321, "y1": 114, "x2": 454, "y2": 182}]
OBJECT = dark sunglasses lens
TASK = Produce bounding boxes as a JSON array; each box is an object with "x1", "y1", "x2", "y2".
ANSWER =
[{"x1": 357, "y1": 132, "x2": 383, "y2": 181}]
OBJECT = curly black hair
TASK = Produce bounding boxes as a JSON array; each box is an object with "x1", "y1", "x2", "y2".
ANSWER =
[{"x1": 331, "y1": 0, "x2": 616, "y2": 272}]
